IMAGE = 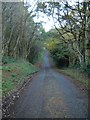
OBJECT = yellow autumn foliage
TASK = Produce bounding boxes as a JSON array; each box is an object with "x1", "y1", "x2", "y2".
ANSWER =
[{"x1": 46, "y1": 38, "x2": 60, "y2": 51}]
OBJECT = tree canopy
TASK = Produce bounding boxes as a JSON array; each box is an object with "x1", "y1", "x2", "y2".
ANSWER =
[{"x1": 37, "y1": 0, "x2": 90, "y2": 70}]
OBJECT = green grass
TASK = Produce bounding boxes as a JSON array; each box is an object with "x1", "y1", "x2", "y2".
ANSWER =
[
  {"x1": 60, "y1": 68, "x2": 88, "y2": 87},
  {"x1": 2, "y1": 59, "x2": 39, "y2": 95}
]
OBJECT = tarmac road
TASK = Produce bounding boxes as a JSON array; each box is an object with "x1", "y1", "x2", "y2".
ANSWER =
[{"x1": 10, "y1": 52, "x2": 88, "y2": 118}]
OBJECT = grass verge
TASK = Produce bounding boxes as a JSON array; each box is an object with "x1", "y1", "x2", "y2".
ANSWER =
[
  {"x1": 2, "y1": 59, "x2": 39, "y2": 96},
  {"x1": 59, "y1": 68, "x2": 88, "y2": 90}
]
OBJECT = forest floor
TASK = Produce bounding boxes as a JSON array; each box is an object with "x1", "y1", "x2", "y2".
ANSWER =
[{"x1": 2, "y1": 51, "x2": 88, "y2": 118}]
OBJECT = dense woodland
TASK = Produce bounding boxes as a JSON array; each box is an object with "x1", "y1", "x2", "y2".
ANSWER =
[
  {"x1": 37, "y1": 1, "x2": 90, "y2": 73},
  {"x1": 2, "y1": 1, "x2": 89, "y2": 118},
  {"x1": 2, "y1": 2, "x2": 44, "y2": 64},
  {"x1": 2, "y1": 1, "x2": 90, "y2": 74}
]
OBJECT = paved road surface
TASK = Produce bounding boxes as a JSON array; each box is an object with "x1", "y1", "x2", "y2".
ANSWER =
[{"x1": 11, "y1": 52, "x2": 88, "y2": 118}]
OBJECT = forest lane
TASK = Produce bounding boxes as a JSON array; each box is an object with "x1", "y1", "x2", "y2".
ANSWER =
[{"x1": 11, "y1": 52, "x2": 88, "y2": 118}]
